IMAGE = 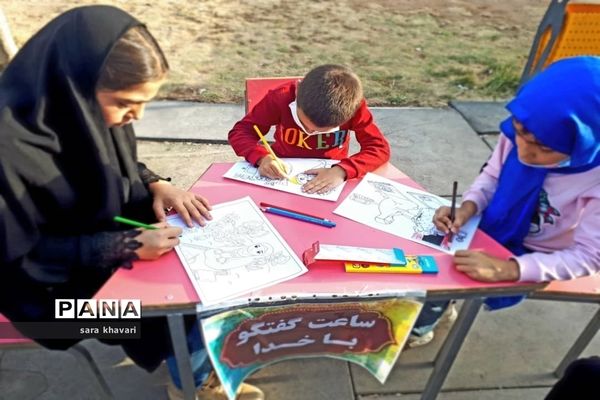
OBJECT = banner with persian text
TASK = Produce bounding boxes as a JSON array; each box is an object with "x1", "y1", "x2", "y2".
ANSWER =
[{"x1": 201, "y1": 298, "x2": 423, "y2": 399}]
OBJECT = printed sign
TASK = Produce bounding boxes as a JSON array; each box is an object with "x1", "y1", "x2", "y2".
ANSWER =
[{"x1": 201, "y1": 298, "x2": 423, "y2": 399}]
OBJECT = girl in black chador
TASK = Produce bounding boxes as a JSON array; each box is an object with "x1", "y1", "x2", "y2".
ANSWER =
[{"x1": 0, "y1": 6, "x2": 262, "y2": 399}]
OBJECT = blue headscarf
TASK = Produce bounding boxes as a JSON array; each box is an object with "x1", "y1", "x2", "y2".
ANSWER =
[{"x1": 479, "y1": 57, "x2": 600, "y2": 309}]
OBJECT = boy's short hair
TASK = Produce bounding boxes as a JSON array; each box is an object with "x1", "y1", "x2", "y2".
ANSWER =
[{"x1": 296, "y1": 64, "x2": 363, "y2": 127}]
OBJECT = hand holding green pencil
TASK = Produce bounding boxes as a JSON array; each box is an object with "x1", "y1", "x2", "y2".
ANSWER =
[
  {"x1": 113, "y1": 216, "x2": 182, "y2": 260},
  {"x1": 113, "y1": 216, "x2": 158, "y2": 230}
]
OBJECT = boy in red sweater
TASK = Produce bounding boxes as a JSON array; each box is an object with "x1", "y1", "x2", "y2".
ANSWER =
[{"x1": 228, "y1": 64, "x2": 391, "y2": 194}]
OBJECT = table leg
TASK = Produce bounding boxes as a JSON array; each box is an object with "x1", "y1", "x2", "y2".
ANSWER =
[
  {"x1": 554, "y1": 306, "x2": 600, "y2": 378},
  {"x1": 167, "y1": 313, "x2": 196, "y2": 400},
  {"x1": 420, "y1": 297, "x2": 483, "y2": 400}
]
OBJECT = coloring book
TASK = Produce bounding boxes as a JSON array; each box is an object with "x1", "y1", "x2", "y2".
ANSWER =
[
  {"x1": 334, "y1": 173, "x2": 480, "y2": 254},
  {"x1": 169, "y1": 197, "x2": 307, "y2": 305},
  {"x1": 224, "y1": 158, "x2": 347, "y2": 201}
]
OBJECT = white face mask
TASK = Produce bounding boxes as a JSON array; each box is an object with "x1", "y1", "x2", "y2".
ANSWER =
[
  {"x1": 289, "y1": 101, "x2": 339, "y2": 136},
  {"x1": 518, "y1": 156, "x2": 571, "y2": 169}
]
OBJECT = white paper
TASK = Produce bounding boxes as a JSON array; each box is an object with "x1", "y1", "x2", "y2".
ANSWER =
[
  {"x1": 315, "y1": 244, "x2": 405, "y2": 264},
  {"x1": 169, "y1": 197, "x2": 307, "y2": 305},
  {"x1": 334, "y1": 173, "x2": 481, "y2": 254},
  {"x1": 223, "y1": 158, "x2": 346, "y2": 201}
]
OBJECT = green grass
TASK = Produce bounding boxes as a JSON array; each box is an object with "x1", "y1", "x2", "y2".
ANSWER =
[{"x1": 6, "y1": 1, "x2": 546, "y2": 106}]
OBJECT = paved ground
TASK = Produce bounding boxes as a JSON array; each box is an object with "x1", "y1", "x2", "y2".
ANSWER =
[{"x1": 0, "y1": 102, "x2": 598, "y2": 400}]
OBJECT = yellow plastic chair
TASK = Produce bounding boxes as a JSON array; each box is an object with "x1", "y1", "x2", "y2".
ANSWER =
[
  {"x1": 521, "y1": 0, "x2": 600, "y2": 86},
  {"x1": 451, "y1": 1, "x2": 600, "y2": 134}
]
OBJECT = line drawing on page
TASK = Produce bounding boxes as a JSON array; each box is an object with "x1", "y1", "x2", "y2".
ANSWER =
[
  {"x1": 334, "y1": 173, "x2": 480, "y2": 253},
  {"x1": 224, "y1": 158, "x2": 346, "y2": 201},
  {"x1": 168, "y1": 197, "x2": 307, "y2": 305}
]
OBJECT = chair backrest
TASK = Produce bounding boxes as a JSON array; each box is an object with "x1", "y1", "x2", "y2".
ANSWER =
[
  {"x1": 245, "y1": 76, "x2": 302, "y2": 114},
  {"x1": 521, "y1": 0, "x2": 600, "y2": 86}
]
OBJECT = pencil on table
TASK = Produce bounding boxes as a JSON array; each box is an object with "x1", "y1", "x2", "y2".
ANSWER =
[{"x1": 253, "y1": 124, "x2": 289, "y2": 177}]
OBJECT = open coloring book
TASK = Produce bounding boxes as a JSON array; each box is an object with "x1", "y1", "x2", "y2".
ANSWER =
[
  {"x1": 334, "y1": 173, "x2": 481, "y2": 254},
  {"x1": 223, "y1": 158, "x2": 347, "y2": 201},
  {"x1": 168, "y1": 197, "x2": 307, "y2": 305}
]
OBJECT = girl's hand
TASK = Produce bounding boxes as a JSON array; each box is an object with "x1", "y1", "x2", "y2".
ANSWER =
[
  {"x1": 148, "y1": 181, "x2": 212, "y2": 227},
  {"x1": 135, "y1": 222, "x2": 182, "y2": 260},
  {"x1": 454, "y1": 250, "x2": 520, "y2": 282},
  {"x1": 301, "y1": 166, "x2": 347, "y2": 194},
  {"x1": 257, "y1": 155, "x2": 288, "y2": 179},
  {"x1": 433, "y1": 200, "x2": 477, "y2": 234}
]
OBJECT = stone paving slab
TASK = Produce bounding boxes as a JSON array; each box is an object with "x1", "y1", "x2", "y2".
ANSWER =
[
  {"x1": 0, "y1": 369, "x2": 47, "y2": 400},
  {"x1": 374, "y1": 107, "x2": 492, "y2": 195},
  {"x1": 134, "y1": 101, "x2": 244, "y2": 143},
  {"x1": 1, "y1": 347, "x2": 106, "y2": 400},
  {"x1": 481, "y1": 134, "x2": 500, "y2": 152},
  {"x1": 449, "y1": 100, "x2": 509, "y2": 135},
  {"x1": 351, "y1": 300, "x2": 599, "y2": 395},
  {"x1": 137, "y1": 141, "x2": 241, "y2": 190},
  {"x1": 81, "y1": 340, "x2": 168, "y2": 400},
  {"x1": 251, "y1": 358, "x2": 354, "y2": 400},
  {"x1": 360, "y1": 387, "x2": 551, "y2": 400}
]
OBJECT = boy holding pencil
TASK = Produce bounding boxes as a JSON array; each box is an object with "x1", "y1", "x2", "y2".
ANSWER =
[{"x1": 228, "y1": 64, "x2": 391, "y2": 194}]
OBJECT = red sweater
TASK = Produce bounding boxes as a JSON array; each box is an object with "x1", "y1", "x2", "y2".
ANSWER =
[{"x1": 228, "y1": 82, "x2": 390, "y2": 179}]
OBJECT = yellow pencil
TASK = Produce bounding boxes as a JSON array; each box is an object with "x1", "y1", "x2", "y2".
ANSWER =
[{"x1": 253, "y1": 124, "x2": 289, "y2": 177}]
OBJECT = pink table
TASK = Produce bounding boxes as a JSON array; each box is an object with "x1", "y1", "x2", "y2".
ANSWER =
[
  {"x1": 96, "y1": 162, "x2": 545, "y2": 400},
  {"x1": 97, "y1": 163, "x2": 541, "y2": 306}
]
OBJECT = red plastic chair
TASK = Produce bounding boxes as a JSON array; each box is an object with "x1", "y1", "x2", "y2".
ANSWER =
[{"x1": 244, "y1": 76, "x2": 302, "y2": 113}]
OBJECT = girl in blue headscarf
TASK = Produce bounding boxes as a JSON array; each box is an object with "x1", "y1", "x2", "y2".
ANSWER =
[{"x1": 409, "y1": 56, "x2": 600, "y2": 347}]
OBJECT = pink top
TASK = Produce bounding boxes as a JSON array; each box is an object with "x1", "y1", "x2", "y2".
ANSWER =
[
  {"x1": 96, "y1": 163, "x2": 539, "y2": 309},
  {"x1": 463, "y1": 134, "x2": 600, "y2": 283}
]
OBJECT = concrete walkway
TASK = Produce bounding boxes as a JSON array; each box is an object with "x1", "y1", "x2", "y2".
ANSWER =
[{"x1": 1, "y1": 102, "x2": 598, "y2": 400}]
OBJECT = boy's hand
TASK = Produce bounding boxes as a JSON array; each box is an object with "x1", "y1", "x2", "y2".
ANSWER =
[
  {"x1": 148, "y1": 180, "x2": 212, "y2": 227},
  {"x1": 454, "y1": 250, "x2": 520, "y2": 282},
  {"x1": 433, "y1": 200, "x2": 477, "y2": 234},
  {"x1": 301, "y1": 166, "x2": 347, "y2": 194},
  {"x1": 257, "y1": 155, "x2": 288, "y2": 179}
]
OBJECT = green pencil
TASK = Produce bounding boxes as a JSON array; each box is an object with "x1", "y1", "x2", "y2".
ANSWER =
[{"x1": 113, "y1": 216, "x2": 158, "y2": 230}]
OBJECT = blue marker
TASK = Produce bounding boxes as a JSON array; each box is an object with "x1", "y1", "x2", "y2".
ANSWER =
[{"x1": 260, "y1": 207, "x2": 336, "y2": 228}]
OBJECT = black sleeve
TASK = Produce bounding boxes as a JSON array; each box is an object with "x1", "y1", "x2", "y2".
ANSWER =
[
  {"x1": 31, "y1": 230, "x2": 142, "y2": 271},
  {"x1": 137, "y1": 162, "x2": 170, "y2": 186}
]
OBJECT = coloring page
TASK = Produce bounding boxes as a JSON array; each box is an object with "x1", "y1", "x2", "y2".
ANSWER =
[
  {"x1": 334, "y1": 173, "x2": 481, "y2": 254},
  {"x1": 169, "y1": 197, "x2": 307, "y2": 305},
  {"x1": 223, "y1": 158, "x2": 346, "y2": 201}
]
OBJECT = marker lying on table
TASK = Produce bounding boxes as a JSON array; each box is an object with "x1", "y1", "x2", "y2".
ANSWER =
[
  {"x1": 113, "y1": 216, "x2": 158, "y2": 230},
  {"x1": 259, "y1": 202, "x2": 335, "y2": 224},
  {"x1": 260, "y1": 206, "x2": 336, "y2": 228}
]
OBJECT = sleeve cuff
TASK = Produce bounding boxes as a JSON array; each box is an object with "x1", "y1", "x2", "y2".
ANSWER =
[
  {"x1": 514, "y1": 255, "x2": 540, "y2": 282},
  {"x1": 461, "y1": 192, "x2": 486, "y2": 216},
  {"x1": 247, "y1": 149, "x2": 270, "y2": 167},
  {"x1": 335, "y1": 162, "x2": 356, "y2": 180}
]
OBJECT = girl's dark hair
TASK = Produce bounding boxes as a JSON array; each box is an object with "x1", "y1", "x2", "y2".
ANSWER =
[{"x1": 97, "y1": 25, "x2": 169, "y2": 91}]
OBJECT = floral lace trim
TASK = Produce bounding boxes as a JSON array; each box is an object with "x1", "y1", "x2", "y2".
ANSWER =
[{"x1": 82, "y1": 230, "x2": 142, "y2": 270}]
